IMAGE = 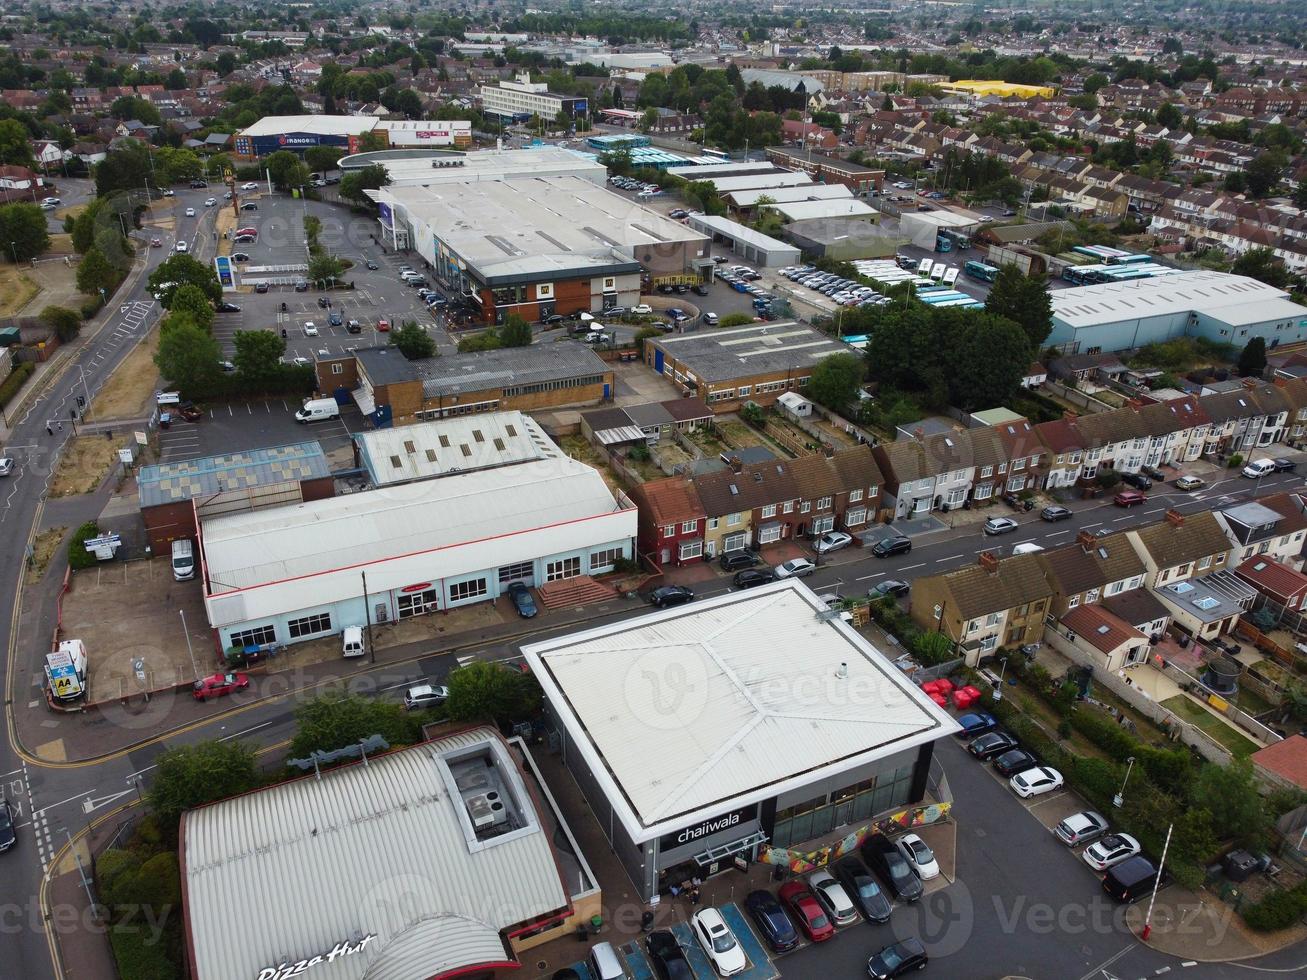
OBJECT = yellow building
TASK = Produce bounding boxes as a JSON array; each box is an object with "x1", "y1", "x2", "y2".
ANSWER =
[{"x1": 941, "y1": 79, "x2": 1057, "y2": 99}]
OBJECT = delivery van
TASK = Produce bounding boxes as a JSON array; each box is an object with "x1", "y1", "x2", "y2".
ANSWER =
[
  {"x1": 171, "y1": 539, "x2": 195, "y2": 582},
  {"x1": 295, "y1": 398, "x2": 340, "y2": 423}
]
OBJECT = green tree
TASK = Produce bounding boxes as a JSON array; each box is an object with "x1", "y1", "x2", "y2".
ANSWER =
[
  {"x1": 288, "y1": 693, "x2": 422, "y2": 760},
  {"x1": 985, "y1": 264, "x2": 1053, "y2": 351},
  {"x1": 0, "y1": 119, "x2": 35, "y2": 167},
  {"x1": 93, "y1": 139, "x2": 155, "y2": 197},
  {"x1": 169, "y1": 283, "x2": 215, "y2": 333},
  {"x1": 1232, "y1": 247, "x2": 1292, "y2": 289},
  {"x1": 339, "y1": 163, "x2": 391, "y2": 204},
  {"x1": 148, "y1": 739, "x2": 259, "y2": 827},
  {"x1": 40, "y1": 305, "x2": 81, "y2": 343},
  {"x1": 948, "y1": 312, "x2": 1032, "y2": 411},
  {"x1": 1294, "y1": 182, "x2": 1307, "y2": 211},
  {"x1": 498, "y1": 313, "x2": 533, "y2": 347},
  {"x1": 1238, "y1": 337, "x2": 1267, "y2": 378},
  {"x1": 148, "y1": 253, "x2": 222, "y2": 306},
  {"x1": 806, "y1": 352, "x2": 866, "y2": 414},
  {"x1": 457, "y1": 329, "x2": 502, "y2": 353},
  {"x1": 307, "y1": 252, "x2": 346, "y2": 285},
  {"x1": 390, "y1": 320, "x2": 436, "y2": 360},
  {"x1": 109, "y1": 95, "x2": 161, "y2": 125},
  {"x1": 639, "y1": 106, "x2": 659, "y2": 133},
  {"x1": 75, "y1": 246, "x2": 118, "y2": 295},
  {"x1": 445, "y1": 661, "x2": 541, "y2": 726},
  {"x1": 0, "y1": 202, "x2": 51, "y2": 261},
  {"x1": 232, "y1": 329, "x2": 285, "y2": 386},
  {"x1": 1244, "y1": 150, "x2": 1286, "y2": 198},
  {"x1": 155, "y1": 316, "x2": 221, "y2": 391},
  {"x1": 154, "y1": 145, "x2": 203, "y2": 183},
  {"x1": 1156, "y1": 102, "x2": 1183, "y2": 129},
  {"x1": 304, "y1": 145, "x2": 341, "y2": 175},
  {"x1": 264, "y1": 149, "x2": 310, "y2": 191},
  {"x1": 1190, "y1": 758, "x2": 1270, "y2": 847}
]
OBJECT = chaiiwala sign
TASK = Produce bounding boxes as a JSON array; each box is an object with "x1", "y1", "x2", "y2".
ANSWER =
[{"x1": 256, "y1": 934, "x2": 376, "y2": 980}]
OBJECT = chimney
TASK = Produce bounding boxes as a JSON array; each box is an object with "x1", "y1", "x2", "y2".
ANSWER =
[
  {"x1": 1062, "y1": 410, "x2": 1079, "y2": 421},
  {"x1": 1076, "y1": 529, "x2": 1096, "y2": 552},
  {"x1": 913, "y1": 426, "x2": 924, "y2": 440},
  {"x1": 1241, "y1": 377, "x2": 1259, "y2": 390},
  {"x1": 1165, "y1": 509, "x2": 1185, "y2": 528},
  {"x1": 979, "y1": 551, "x2": 999, "y2": 574},
  {"x1": 729, "y1": 456, "x2": 742, "y2": 473},
  {"x1": 1125, "y1": 398, "x2": 1144, "y2": 410}
]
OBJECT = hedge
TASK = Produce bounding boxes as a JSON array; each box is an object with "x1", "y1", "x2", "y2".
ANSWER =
[
  {"x1": 1241, "y1": 881, "x2": 1307, "y2": 932},
  {"x1": 67, "y1": 522, "x2": 101, "y2": 571},
  {"x1": 108, "y1": 926, "x2": 179, "y2": 980},
  {"x1": 0, "y1": 362, "x2": 33, "y2": 410}
]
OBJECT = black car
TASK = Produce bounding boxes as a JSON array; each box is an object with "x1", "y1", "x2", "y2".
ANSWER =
[
  {"x1": 743, "y1": 889, "x2": 799, "y2": 953},
  {"x1": 294, "y1": 280, "x2": 309, "y2": 292},
  {"x1": 233, "y1": 234, "x2": 256, "y2": 244},
  {"x1": 346, "y1": 320, "x2": 362, "y2": 334},
  {"x1": 868, "y1": 938, "x2": 929, "y2": 979},
  {"x1": 189, "y1": 179, "x2": 207, "y2": 188},
  {"x1": 720, "y1": 550, "x2": 760, "y2": 572},
  {"x1": 0, "y1": 797, "x2": 15, "y2": 852},
  {"x1": 254, "y1": 282, "x2": 269, "y2": 293},
  {"x1": 506, "y1": 581, "x2": 537, "y2": 618},
  {"x1": 365, "y1": 260, "x2": 379, "y2": 270},
  {"x1": 1271, "y1": 457, "x2": 1297, "y2": 473},
  {"x1": 240, "y1": 202, "x2": 257, "y2": 210},
  {"x1": 1120, "y1": 472, "x2": 1152, "y2": 490},
  {"x1": 967, "y1": 730, "x2": 1019, "y2": 760},
  {"x1": 871, "y1": 535, "x2": 911, "y2": 558},
  {"x1": 834, "y1": 857, "x2": 892, "y2": 923},
  {"x1": 541, "y1": 313, "x2": 565, "y2": 325},
  {"x1": 869, "y1": 579, "x2": 911, "y2": 601},
  {"x1": 1040, "y1": 505, "x2": 1073, "y2": 522},
  {"x1": 217, "y1": 302, "x2": 241, "y2": 312},
  {"x1": 645, "y1": 929, "x2": 693, "y2": 980},
  {"x1": 992, "y1": 748, "x2": 1040, "y2": 778},
  {"x1": 955, "y1": 712, "x2": 998, "y2": 739},
  {"x1": 318, "y1": 296, "x2": 330, "y2": 308},
  {"x1": 692, "y1": 284, "x2": 710, "y2": 296},
  {"x1": 231, "y1": 252, "x2": 251, "y2": 262},
  {"x1": 649, "y1": 585, "x2": 695, "y2": 609},
  {"x1": 1141, "y1": 464, "x2": 1166, "y2": 481},
  {"x1": 328, "y1": 312, "x2": 343, "y2": 326},
  {"x1": 860, "y1": 835, "x2": 923, "y2": 902},
  {"x1": 734, "y1": 569, "x2": 777, "y2": 589}
]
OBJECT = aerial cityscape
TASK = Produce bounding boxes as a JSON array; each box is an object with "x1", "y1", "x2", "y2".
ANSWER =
[{"x1": 2, "y1": 1, "x2": 1307, "y2": 978}]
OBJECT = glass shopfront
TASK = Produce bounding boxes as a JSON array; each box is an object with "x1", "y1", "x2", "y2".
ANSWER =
[{"x1": 771, "y1": 763, "x2": 915, "y2": 848}]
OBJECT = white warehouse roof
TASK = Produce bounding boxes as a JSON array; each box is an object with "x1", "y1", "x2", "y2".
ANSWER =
[
  {"x1": 727, "y1": 184, "x2": 853, "y2": 208},
  {"x1": 523, "y1": 580, "x2": 960, "y2": 843},
  {"x1": 767, "y1": 198, "x2": 878, "y2": 221},
  {"x1": 201, "y1": 456, "x2": 636, "y2": 626},
  {"x1": 699, "y1": 171, "x2": 815, "y2": 194},
  {"x1": 353, "y1": 411, "x2": 559, "y2": 486},
  {"x1": 1051, "y1": 270, "x2": 1304, "y2": 329},
  {"x1": 237, "y1": 115, "x2": 379, "y2": 138},
  {"x1": 183, "y1": 729, "x2": 569, "y2": 980}
]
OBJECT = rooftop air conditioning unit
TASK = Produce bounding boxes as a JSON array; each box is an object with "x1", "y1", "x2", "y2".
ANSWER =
[{"x1": 465, "y1": 791, "x2": 507, "y2": 829}]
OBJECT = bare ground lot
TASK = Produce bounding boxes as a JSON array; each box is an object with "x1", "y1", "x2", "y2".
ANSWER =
[
  {"x1": 0, "y1": 264, "x2": 40, "y2": 317},
  {"x1": 84, "y1": 324, "x2": 159, "y2": 422},
  {"x1": 50, "y1": 436, "x2": 125, "y2": 497},
  {"x1": 25, "y1": 526, "x2": 67, "y2": 587}
]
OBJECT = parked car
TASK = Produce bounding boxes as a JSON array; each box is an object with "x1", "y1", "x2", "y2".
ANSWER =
[
  {"x1": 955, "y1": 712, "x2": 998, "y2": 738},
  {"x1": 1010, "y1": 766, "x2": 1065, "y2": 798},
  {"x1": 743, "y1": 889, "x2": 799, "y2": 953},
  {"x1": 584, "y1": 331, "x2": 611, "y2": 345},
  {"x1": 328, "y1": 312, "x2": 343, "y2": 327},
  {"x1": 1242, "y1": 458, "x2": 1275, "y2": 479},
  {"x1": 507, "y1": 581, "x2": 537, "y2": 618},
  {"x1": 984, "y1": 516, "x2": 1020, "y2": 536},
  {"x1": 365, "y1": 260, "x2": 379, "y2": 270},
  {"x1": 0, "y1": 798, "x2": 15, "y2": 852},
  {"x1": 303, "y1": 322, "x2": 318, "y2": 336},
  {"x1": 867, "y1": 938, "x2": 929, "y2": 979},
  {"x1": 253, "y1": 282, "x2": 269, "y2": 293},
  {"x1": 630, "y1": 303, "x2": 653, "y2": 315},
  {"x1": 691, "y1": 907, "x2": 746, "y2": 977},
  {"x1": 231, "y1": 252, "x2": 250, "y2": 262},
  {"x1": 1113, "y1": 489, "x2": 1148, "y2": 507},
  {"x1": 895, "y1": 834, "x2": 940, "y2": 880},
  {"x1": 217, "y1": 302, "x2": 241, "y2": 313},
  {"x1": 775, "y1": 557, "x2": 817, "y2": 579},
  {"x1": 1083, "y1": 833, "x2": 1142, "y2": 871},
  {"x1": 719, "y1": 550, "x2": 760, "y2": 572},
  {"x1": 346, "y1": 319, "x2": 362, "y2": 334},
  {"x1": 241, "y1": 202, "x2": 258, "y2": 211},
  {"x1": 645, "y1": 929, "x2": 694, "y2": 980},
  {"x1": 992, "y1": 748, "x2": 1040, "y2": 778},
  {"x1": 734, "y1": 569, "x2": 777, "y2": 589},
  {"x1": 0, "y1": 458, "x2": 14, "y2": 477},
  {"x1": 184, "y1": 207, "x2": 195, "y2": 216},
  {"x1": 868, "y1": 579, "x2": 910, "y2": 601},
  {"x1": 1271, "y1": 457, "x2": 1297, "y2": 473},
  {"x1": 871, "y1": 534, "x2": 912, "y2": 558},
  {"x1": 403, "y1": 683, "x2": 449, "y2": 710},
  {"x1": 233, "y1": 235, "x2": 256, "y2": 244},
  {"x1": 1102, "y1": 855, "x2": 1164, "y2": 904},
  {"x1": 1141, "y1": 464, "x2": 1166, "y2": 481},
  {"x1": 649, "y1": 585, "x2": 695, "y2": 609},
  {"x1": 814, "y1": 530, "x2": 853, "y2": 554},
  {"x1": 834, "y1": 857, "x2": 892, "y2": 923},
  {"x1": 777, "y1": 881, "x2": 835, "y2": 942},
  {"x1": 1174, "y1": 475, "x2": 1205, "y2": 491},
  {"x1": 192, "y1": 671, "x2": 250, "y2": 701},
  {"x1": 1055, "y1": 810, "x2": 1110, "y2": 848},
  {"x1": 1120, "y1": 472, "x2": 1152, "y2": 490},
  {"x1": 860, "y1": 834, "x2": 924, "y2": 902},
  {"x1": 807, "y1": 869, "x2": 859, "y2": 926},
  {"x1": 966, "y1": 730, "x2": 1018, "y2": 760}
]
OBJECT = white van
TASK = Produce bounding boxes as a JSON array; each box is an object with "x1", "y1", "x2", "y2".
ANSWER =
[
  {"x1": 171, "y1": 539, "x2": 195, "y2": 582},
  {"x1": 341, "y1": 626, "x2": 365, "y2": 658},
  {"x1": 1012, "y1": 543, "x2": 1045, "y2": 556},
  {"x1": 1242, "y1": 458, "x2": 1275, "y2": 479},
  {"x1": 156, "y1": 390, "x2": 181, "y2": 407},
  {"x1": 295, "y1": 398, "x2": 340, "y2": 423}
]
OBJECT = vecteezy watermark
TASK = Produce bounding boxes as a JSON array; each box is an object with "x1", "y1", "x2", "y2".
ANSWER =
[
  {"x1": 622, "y1": 645, "x2": 711, "y2": 731},
  {"x1": 0, "y1": 900, "x2": 174, "y2": 946}
]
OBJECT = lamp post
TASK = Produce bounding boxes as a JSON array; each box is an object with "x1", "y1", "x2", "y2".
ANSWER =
[
  {"x1": 992, "y1": 655, "x2": 1009, "y2": 702},
  {"x1": 8, "y1": 241, "x2": 16, "y2": 265},
  {"x1": 1113, "y1": 756, "x2": 1136, "y2": 809},
  {"x1": 179, "y1": 608, "x2": 199, "y2": 681}
]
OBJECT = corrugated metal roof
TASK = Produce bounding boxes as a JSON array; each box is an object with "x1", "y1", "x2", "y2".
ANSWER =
[
  {"x1": 1051, "y1": 271, "x2": 1299, "y2": 329},
  {"x1": 138, "y1": 443, "x2": 330, "y2": 508},
  {"x1": 354, "y1": 411, "x2": 557, "y2": 485},
  {"x1": 183, "y1": 729, "x2": 568, "y2": 980},
  {"x1": 523, "y1": 581, "x2": 959, "y2": 843}
]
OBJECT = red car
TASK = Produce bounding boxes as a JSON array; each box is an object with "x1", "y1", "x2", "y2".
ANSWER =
[
  {"x1": 1113, "y1": 489, "x2": 1148, "y2": 507},
  {"x1": 777, "y1": 881, "x2": 834, "y2": 942},
  {"x1": 192, "y1": 671, "x2": 250, "y2": 701}
]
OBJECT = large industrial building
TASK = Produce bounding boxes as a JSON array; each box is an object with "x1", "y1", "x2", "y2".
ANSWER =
[
  {"x1": 1046, "y1": 271, "x2": 1307, "y2": 354},
  {"x1": 523, "y1": 580, "x2": 959, "y2": 901},
  {"x1": 198, "y1": 451, "x2": 637, "y2": 651},
  {"x1": 182, "y1": 727, "x2": 599, "y2": 980},
  {"x1": 369, "y1": 178, "x2": 710, "y2": 322},
  {"x1": 232, "y1": 115, "x2": 470, "y2": 159},
  {"x1": 338, "y1": 146, "x2": 607, "y2": 187},
  {"x1": 686, "y1": 214, "x2": 801, "y2": 268}
]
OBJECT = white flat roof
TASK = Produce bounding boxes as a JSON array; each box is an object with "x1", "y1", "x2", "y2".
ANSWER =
[
  {"x1": 700, "y1": 172, "x2": 815, "y2": 194},
  {"x1": 523, "y1": 581, "x2": 960, "y2": 843},
  {"x1": 1051, "y1": 270, "x2": 1298, "y2": 329},
  {"x1": 685, "y1": 214, "x2": 799, "y2": 258},
  {"x1": 372, "y1": 147, "x2": 606, "y2": 186},
  {"x1": 238, "y1": 115, "x2": 379, "y2": 137},
  {"x1": 183, "y1": 729, "x2": 569, "y2": 980},
  {"x1": 727, "y1": 184, "x2": 853, "y2": 207},
  {"x1": 769, "y1": 198, "x2": 877, "y2": 221},
  {"x1": 353, "y1": 411, "x2": 559, "y2": 485}
]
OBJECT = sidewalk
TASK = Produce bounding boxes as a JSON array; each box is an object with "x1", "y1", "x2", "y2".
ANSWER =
[{"x1": 1126, "y1": 884, "x2": 1307, "y2": 962}]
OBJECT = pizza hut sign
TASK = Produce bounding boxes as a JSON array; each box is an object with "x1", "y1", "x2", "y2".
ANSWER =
[{"x1": 256, "y1": 934, "x2": 376, "y2": 980}]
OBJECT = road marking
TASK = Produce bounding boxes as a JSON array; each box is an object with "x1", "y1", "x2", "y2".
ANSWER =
[
  {"x1": 935, "y1": 554, "x2": 962, "y2": 562},
  {"x1": 900, "y1": 562, "x2": 925, "y2": 571},
  {"x1": 855, "y1": 572, "x2": 885, "y2": 582},
  {"x1": 1113, "y1": 515, "x2": 1133, "y2": 522},
  {"x1": 1047, "y1": 529, "x2": 1071, "y2": 536},
  {"x1": 219, "y1": 721, "x2": 272, "y2": 741},
  {"x1": 1143, "y1": 507, "x2": 1165, "y2": 515}
]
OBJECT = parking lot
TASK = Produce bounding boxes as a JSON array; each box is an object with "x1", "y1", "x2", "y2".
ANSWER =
[{"x1": 158, "y1": 397, "x2": 361, "y2": 465}]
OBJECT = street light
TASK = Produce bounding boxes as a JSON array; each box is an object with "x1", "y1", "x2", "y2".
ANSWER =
[
  {"x1": 992, "y1": 655, "x2": 1010, "y2": 702},
  {"x1": 1113, "y1": 756, "x2": 1136, "y2": 809},
  {"x1": 8, "y1": 241, "x2": 16, "y2": 265},
  {"x1": 179, "y1": 608, "x2": 200, "y2": 681}
]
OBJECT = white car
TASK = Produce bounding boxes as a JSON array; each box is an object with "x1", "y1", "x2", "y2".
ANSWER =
[
  {"x1": 1242, "y1": 458, "x2": 1275, "y2": 479},
  {"x1": 1009, "y1": 766, "x2": 1064, "y2": 798},
  {"x1": 204, "y1": 197, "x2": 217, "y2": 206},
  {"x1": 983, "y1": 516, "x2": 1019, "y2": 536},
  {"x1": 241, "y1": 181, "x2": 258, "y2": 191},
  {"x1": 814, "y1": 530, "x2": 853, "y2": 554},
  {"x1": 895, "y1": 833, "x2": 940, "y2": 880},
  {"x1": 40, "y1": 199, "x2": 57, "y2": 210},
  {"x1": 807, "y1": 869, "x2": 859, "y2": 926},
  {"x1": 175, "y1": 241, "x2": 187, "y2": 252},
  {"x1": 584, "y1": 331, "x2": 610, "y2": 344},
  {"x1": 630, "y1": 303, "x2": 653, "y2": 314},
  {"x1": 1055, "y1": 810, "x2": 1110, "y2": 847},
  {"x1": 1082, "y1": 833, "x2": 1141, "y2": 871},
  {"x1": 0, "y1": 457, "x2": 14, "y2": 477},
  {"x1": 690, "y1": 908, "x2": 746, "y2": 977},
  {"x1": 184, "y1": 207, "x2": 195, "y2": 216},
  {"x1": 774, "y1": 557, "x2": 817, "y2": 579},
  {"x1": 303, "y1": 322, "x2": 319, "y2": 336}
]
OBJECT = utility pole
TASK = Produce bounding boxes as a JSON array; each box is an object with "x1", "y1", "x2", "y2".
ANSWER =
[
  {"x1": 179, "y1": 608, "x2": 199, "y2": 680},
  {"x1": 362, "y1": 569, "x2": 376, "y2": 664}
]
